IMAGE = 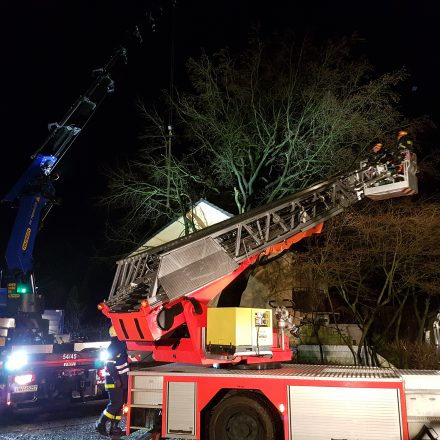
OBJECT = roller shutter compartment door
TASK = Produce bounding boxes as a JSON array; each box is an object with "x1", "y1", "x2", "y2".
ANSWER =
[{"x1": 289, "y1": 385, "x2": 402, "y2": 440}]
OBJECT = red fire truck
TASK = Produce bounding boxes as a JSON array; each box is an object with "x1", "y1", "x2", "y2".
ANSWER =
[{"x1": 100, "y1": 153, "x2": 436, "y2": 440}]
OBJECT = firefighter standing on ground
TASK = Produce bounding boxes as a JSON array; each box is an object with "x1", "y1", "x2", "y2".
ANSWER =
[{"x1": 95, "y1": 326, "x2": 129, "y2": 437}]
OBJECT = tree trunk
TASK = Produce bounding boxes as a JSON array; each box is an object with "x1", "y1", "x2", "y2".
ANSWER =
[{"x1": 416, "y1": 296, "x2": 431, "y2": 344}]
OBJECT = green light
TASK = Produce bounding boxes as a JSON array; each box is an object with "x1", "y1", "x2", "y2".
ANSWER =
[{"x1": 17, "y1": 284, "x2": 29, "y2": 294}]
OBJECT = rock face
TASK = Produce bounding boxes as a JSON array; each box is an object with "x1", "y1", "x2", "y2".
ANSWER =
[
  {"x1": 240, "y1": 252, "x2": 327, "y2": 314},
  {"x1": 210, "y1": 251, "x2": 333, "y2": 359},
  {"x1": 239, "y1": 274, "x2": 270, "y2": 308}
]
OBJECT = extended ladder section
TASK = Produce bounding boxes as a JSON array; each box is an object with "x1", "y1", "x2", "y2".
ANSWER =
[{"x1": 106, "y1": 154, "x2": 417, "y2": 312}]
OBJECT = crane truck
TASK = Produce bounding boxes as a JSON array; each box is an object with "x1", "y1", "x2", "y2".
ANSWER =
[
  {"x1": 0, "y1": 46, "x2": 127, "y2": 412},
  {"x1": 99, "y1": 150, "x2": 440, "y2": 440}
]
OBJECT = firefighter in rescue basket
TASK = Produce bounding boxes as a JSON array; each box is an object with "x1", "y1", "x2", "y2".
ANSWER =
[{"x1": 95, "y1": 326, "x2": 129, "y2": 437}]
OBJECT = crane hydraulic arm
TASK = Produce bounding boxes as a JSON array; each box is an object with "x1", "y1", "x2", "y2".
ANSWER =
[
  {"x1": 101, "y1": 152, "x2": 418, "y2": 366},
  {"x1": 2, "y1": 47, "x2": 126, "y2": 296}
]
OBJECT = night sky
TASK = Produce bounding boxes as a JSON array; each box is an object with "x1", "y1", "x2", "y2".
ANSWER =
[{"x1": 1, "y1": 1, "x2": 439, "y2": 315}]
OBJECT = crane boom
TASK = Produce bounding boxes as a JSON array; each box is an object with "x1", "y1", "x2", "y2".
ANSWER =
[
  {"x1": 0, "y1": 45, "x2": 127, "y2": 352},
  {"x1": 2, "y1": 47, "x2": 126, "y2": 283}
]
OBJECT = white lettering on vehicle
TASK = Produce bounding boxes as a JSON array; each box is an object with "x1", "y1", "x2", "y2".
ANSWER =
[
  {"x1": 13, "y1": 384, "x2": 38, "y2": 393},
  {"x1": 62, "y1": 353, "x2": 79, "y2": 360}
]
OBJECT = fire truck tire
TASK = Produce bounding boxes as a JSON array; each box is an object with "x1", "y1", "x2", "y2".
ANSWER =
[{"x1": 208, "y1": 392, "x2": 281, "y2": 440}]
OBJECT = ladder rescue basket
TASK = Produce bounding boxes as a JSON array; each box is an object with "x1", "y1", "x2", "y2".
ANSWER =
[{"x1": 364, "y1": 151, "x2": 418, "y2": 201}]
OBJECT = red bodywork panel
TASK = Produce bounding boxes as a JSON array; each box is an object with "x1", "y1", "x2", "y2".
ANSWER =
[
  {"x1": 178, "y1": 376, "x2": 408, "y2": 440},
  {"x1": 125, "y1": 367, "x2": 409, "y2": 440},
  {"x1": 102, "y1": 224, "x2": 323, "y2": 365}
]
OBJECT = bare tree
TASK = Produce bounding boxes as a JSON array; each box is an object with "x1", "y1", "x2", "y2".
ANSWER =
[
  {"x1": 102, "y1": 104, "x2": 211, "y2": 246},
  {"x1": 64, "y1": 286, "x2": 86, "y2": 338},
  {"x1": 104, "y1": 34, "x2": 414, "y2": 233},
  {"x1": 302, "y1": 200, "x2": 440, "y2": 364},
  {"x1": 174, "y1": 35, "x2": 409, "y2": 213}
]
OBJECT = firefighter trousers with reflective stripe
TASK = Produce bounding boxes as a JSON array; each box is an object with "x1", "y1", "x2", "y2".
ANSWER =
[{"x1": 104, "y1": 387, "x2": 127, "y2": 420}]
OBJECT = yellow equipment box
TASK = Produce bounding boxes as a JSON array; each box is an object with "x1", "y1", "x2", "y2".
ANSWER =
[{"x1": 206, "y1": 307, "x2": 273, "y2": 356}]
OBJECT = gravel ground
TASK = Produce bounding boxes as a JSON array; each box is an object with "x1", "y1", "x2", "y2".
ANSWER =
[{"x1": 0, "y1": 401, "x2": 153, "y2": 440}]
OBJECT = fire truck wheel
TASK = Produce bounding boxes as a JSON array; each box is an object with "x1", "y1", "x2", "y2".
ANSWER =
[{"x1": 208, "y1": 392, "x2": 281, "y2": 440}]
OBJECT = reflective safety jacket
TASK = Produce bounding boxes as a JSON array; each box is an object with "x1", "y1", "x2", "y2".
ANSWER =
[
  {"x1": 105, "y1": 336, "x2": 129, "y2": 390},
  {"x1": 398, "y1": 135, "x2": 414, "y2": 151}
]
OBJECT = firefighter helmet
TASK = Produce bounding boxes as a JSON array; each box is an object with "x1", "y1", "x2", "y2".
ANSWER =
[
  {"x1": 371, "y1": 143, "x2": 383, "y2": 154},
  {"x1": 397, "y1": 130, "x2": 408, "y2": 141},
  {"x1": 109, "y1": 325, "x2": 117, "y2": 337}
]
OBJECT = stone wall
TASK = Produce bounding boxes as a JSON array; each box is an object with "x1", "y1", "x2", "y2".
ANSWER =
[{"x1": 295, "y1": 344, "x2": 393, "y2": 367}]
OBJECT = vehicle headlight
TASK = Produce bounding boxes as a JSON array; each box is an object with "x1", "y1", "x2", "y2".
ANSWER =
[
  {"x1": 14, "y1": 374, "x2": 34, "y2": 385},
  {"x1": 5, "y1": 350, "x2": 29, "y2": 371},
  {"x1": 99, "y1": 349, "x2": 110, "y2": 362}
]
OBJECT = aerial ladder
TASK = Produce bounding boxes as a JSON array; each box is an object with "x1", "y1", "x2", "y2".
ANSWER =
[{"x1": 101, "y1": 151, "x2": 418, "y2": 366}]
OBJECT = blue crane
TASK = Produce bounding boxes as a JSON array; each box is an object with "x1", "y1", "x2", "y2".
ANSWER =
[{"x1": 0, "y1": 46, "x2": 126, "y2": 319}]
